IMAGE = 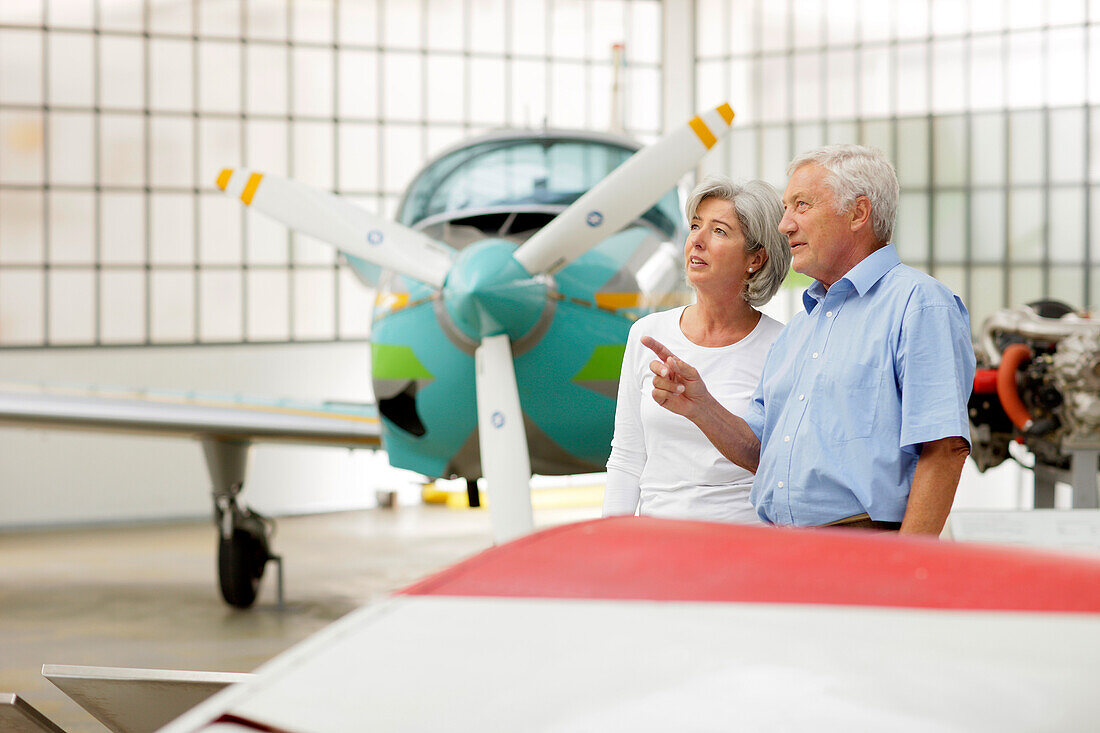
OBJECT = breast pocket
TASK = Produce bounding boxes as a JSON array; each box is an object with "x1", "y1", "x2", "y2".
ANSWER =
[{"x1": 810, "y1": 365, "x2": 884, "y2": 442}]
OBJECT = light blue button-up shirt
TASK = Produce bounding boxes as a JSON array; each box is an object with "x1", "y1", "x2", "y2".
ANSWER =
[{"x1": 745, "y1": 245, "x2": 975, "y2": 526}]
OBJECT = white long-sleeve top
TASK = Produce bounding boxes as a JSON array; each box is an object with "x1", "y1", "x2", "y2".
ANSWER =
[{"x1": 604, "y1": 306, "x2": 784, "y2": 524}]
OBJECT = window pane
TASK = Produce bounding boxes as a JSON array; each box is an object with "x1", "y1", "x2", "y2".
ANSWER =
[
  {"x1": 896, "y1": 191, "x2": 929, "y2": 262},
  {"x1": 0, "y1": 271, "x2": 44, "y2": 345},
  {"x1": 151, "y1": 193, "x2": 195, "y2": 265},
  {"x1": 199, "y1": 269, "x2": 243, "y2": 341},
  {"x1": 1007, "y1": 31, "x2": 1042, "y2": 108},
  {"x1": 100, "y1": 114, "x2": 145, "y2": 187},
  {"x1": 246, "y1": 45, "x2": 288, "y2": 115},
  {"x1": 971, "y1": 113, "x2": 1005, "y2": 186},
  {"x1": 1047, "y1": 27, "x2": 1086, "y2": 107},
  {"x1": 932, "y1": 115, "x2": 966, "y2": 187},
  {"x1": 761, "y1": 57, "x2": 789, "y2": 123},
  {"x1": 293, "y1": 47, "x2": 334, "y2": 117},
  {"x1": 968, "y1": 265, "x2": 1006, "y2": 324},
  {"x1": 48, "y1": 269, "x2": 95, "y2": 344},
  {"x1": 292, "y1": 121, "x2": 334, "y2": 189},
  {"x1": 245, "y1": 119, "x2": 288, "y2": 175},
  {"x1": 150, "y1": 116, "x2": 195, "y2": 188},
  {"x1": 100, "y1": 36, "x2": 145, "y2": 110},
  {"x1": 337, "y1": 0, "x2": 377, "y2": 45},
  {"x1": 471, "y1": 0, "x2": 506, "y2": 55},
  {"x1": 198, "y1": 193, "x2": 243, "y2": 265},
  {"x1": 100, "y1": 193, "x2": 146, "y2": 265},
  {"x1": 427, "y1": 0, "x2": 465, "y2": 51},
  {"x1": 791, "y1": 0, "x2": 822, "y2": 48},
  {"x1": 1009, "y1": 266, "x2": 1044, "y2": 305},
  {"x1": 293, "y1": 268, "x2": 336, "y2": 339},
  {"x1": 246, "y1": 207, "x2": 288, "y2": 265},
  {"x1": 0, "y1": 111, "x2": 45, "y2": 184},
  {"x1": 48, "y1": 32, "x2": 93, "y2": 107},
  {"x1": 825, "y1": 0, "x2": 857, "y2": 45},
  {"x1": 0, "y1": 30, "x2": 43, "y2": 104},
  {"x1": 199, "y1": 119, "x2": 242, "y2": 190},
  {"x1": 896, "y1": 117, "x2": 929, "y2": 188},
  {"x1": 896, "y1": 43, "x2": 929, "y2": 116},
  {"x1": 246, "y1": 269, "x2": 289, "y2": 340},
  {"x1": 1009, "y1": 189, "x2": 1043, "y2": 262},
  {"x1": 469, "y1": 58, "x2": 506, "y2": 126},
  {"x1": 515, "y1": 0, "x2": 549, "y2": 56},
  {"x1": 338, "y1": 50, "x2": 378, "y2": 119},
  {"x1": 761, "y1": 127, "x2": 790, "y2": 189},
  {"x1": 246, "y1": 0, "x2": 288, "y2": 40},
  {"x1": 198, "y1": 41, "x2": 242, "y2": 114},
  {"x1": 382, "y1": 125, "x2": 422, "y2": 192},
  {"x1": 337, "y1": 123, "x2": 379, "y2": 192},
  {"x1": 100, "y1": 269, "x2": 146, "y2": 344},
  {"x1": 1049, "y1": 188, "x2": 1085, "y2": 263},
  {"x1": 969, "y1": 35, "x2": 1003, "y2": 111},
  {"x1": 1049, "y1": 266, "x2": 1085, "y2": 310},
  {"x1": 382, "y1": 0, "x2": 422, "y2": 50},
  {"x1": 0, "y1": 191, "x2": 44, "y2": 264},
  {"x1": 150, "y1": 39, "x2": 194, "y2": 112},
  {"x1": 48, "y1": 112, "x2": 95, "y2": 184},
  {"x1": 1050, "y1": 108, "x2": 1085, "y2": 184},
  {"x1": 697, "y1": 0, "x2": 727, "y2": 57},
  {"x1": 1009, "y1": 111, "x2": 1044, "y2": 185},
  {"x1": 860, "y1": 119, "x2": 894, "y2": 161},
  {"x1": 625, "y1": 66, "x2": 659, "y2": 133},
  {"x1": 826, "y1": 50, "x2": 856, "y2": 120},
  {"x1": 970, "y1": 189, "x2": 1006, "y2": 261},
  {"x1": 932, "y1": 191, "x2": 966, "y2": 263},
  {"x1": 150, "y1": 269, "x2": 195, "y2": 342},
  {"x1": 47, "y1": 0, "x2": 93, "y2": 28},
  {"x1": 549, "y1": 62, "x2": 586, "y2": 127},
  {"x1": 931, "y1": 39, "x2": 965, "y2": 113},
  {"x1": 48, "y1": 191, "x2": 95, "y2": 264},
  {"x1": 512, "y1": 60, "x2": 547, "y2": 129},
  {"x1": 382, "y1": 53, "x2": 422, "y2": 120},
  {"x1": 290, "y1": 0, "x2": 334, "y2": 43},
  {"x1": 338, "y1": 265, "x2": 373, "y2": 338},
  {"x1": 551, "y1": 0, "x2": 586, "y2": 59},
  {"x1": 860, "y1": 47, "x2": 891, "y2": 118}
]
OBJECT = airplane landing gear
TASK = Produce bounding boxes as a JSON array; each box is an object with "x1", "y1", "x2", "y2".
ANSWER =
[{"x1": 203, "y1": 437, "x2": 283, "y2": 609}]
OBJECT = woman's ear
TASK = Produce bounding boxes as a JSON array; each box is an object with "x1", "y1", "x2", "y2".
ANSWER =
[{"x1": 748, "y1": 250, "x2": 767, "y2": 274}]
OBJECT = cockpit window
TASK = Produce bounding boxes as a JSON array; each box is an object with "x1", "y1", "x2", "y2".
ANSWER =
[{"x1": 398, "y1": 137, "x2": 681, "y2": 238}]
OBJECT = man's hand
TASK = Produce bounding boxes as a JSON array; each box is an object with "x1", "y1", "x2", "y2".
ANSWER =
[
  {"x1": 641, "y1": 336, "x2": 762, "y2": 472},
  {"x1": 642, "y1": 336, "x2": 714, "y2": 420}
]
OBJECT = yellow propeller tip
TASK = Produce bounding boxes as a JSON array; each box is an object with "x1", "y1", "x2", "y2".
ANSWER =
[
  {"x1": 717, "y1": 103, "x2": 734, "y2": 124},
  {"x1": 216, "y1": 168, "x2": 233, "y2": 191}
]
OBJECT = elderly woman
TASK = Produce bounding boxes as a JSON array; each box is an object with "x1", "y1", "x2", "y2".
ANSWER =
[{"x1": 603, "y1": 176, "x2": 791, "y2": 523}]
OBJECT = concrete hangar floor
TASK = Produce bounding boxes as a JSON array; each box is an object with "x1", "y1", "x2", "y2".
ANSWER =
[{"x1": 0, "y1": 500, "x2": 601, "y2": 732}]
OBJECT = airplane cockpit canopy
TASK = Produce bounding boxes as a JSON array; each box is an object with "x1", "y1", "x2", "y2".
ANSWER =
[{"x1": 397, "y1": 131, "x2": 683, "y2": 241}]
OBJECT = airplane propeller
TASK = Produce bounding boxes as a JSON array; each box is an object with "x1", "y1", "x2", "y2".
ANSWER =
[{"x1": 218, "y1": 103, "x2": 735, "y2": 544}]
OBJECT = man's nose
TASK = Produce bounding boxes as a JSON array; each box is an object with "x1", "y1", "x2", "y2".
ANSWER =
[{"x1": 778, "y1": 211, "x2": 795, "y2": 235}]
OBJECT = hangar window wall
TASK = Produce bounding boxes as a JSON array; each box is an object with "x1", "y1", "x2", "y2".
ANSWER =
[
  {"x1": 695, "y1": 0, "x2": 1100, "y2": 326},
  {"x1": 0, "y1": 0, "x2": 661, "y2": 347}
]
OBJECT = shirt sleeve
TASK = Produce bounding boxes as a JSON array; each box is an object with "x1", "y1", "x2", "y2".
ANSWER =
[
  {"x1": 743, "y1": 378, "x2": 766, "y2": 440},
  {"x1": 606, "y1": 320, "x2": 647, "y2": 481},
  {"x1": 603, "y1": 466, "x2": 641, "y2": 516},
  {"x1": 897, "y1": 294, "x2": 976, "y2": 450}
]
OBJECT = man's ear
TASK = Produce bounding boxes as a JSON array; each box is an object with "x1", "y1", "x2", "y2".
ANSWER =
[{"x1": 850, "y1": 195, "x2": 872, "y2": 233}]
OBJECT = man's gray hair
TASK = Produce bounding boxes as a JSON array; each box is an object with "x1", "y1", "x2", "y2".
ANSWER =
[
  {"x1": 685, "y1": 176, "x2": 791, "y2": 307},
  {"x1": 787, "y1": 144, "x2": 899, "y2": 244}
]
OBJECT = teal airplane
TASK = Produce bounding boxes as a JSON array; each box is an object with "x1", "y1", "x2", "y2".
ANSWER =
[{"x1": 0, "y1": 103, "x2": 735, "y2": 607}]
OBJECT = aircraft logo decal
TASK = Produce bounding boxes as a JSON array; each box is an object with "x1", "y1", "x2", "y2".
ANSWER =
[
  {"x1": 491, "y1": 411, "x2": 505, "y2": 428},
  {"x1": 586, "y1": 211, "x2": 603, "y2": 227},
  {"x1": 367, "y1": 230, "x2": 384, "y2": 245}
]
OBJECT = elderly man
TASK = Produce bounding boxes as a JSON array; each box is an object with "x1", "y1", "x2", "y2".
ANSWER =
[{"x1": 644, "y1": 144, "x2": 974, "y2": 535}]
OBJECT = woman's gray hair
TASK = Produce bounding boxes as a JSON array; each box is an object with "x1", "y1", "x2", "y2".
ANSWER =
[
  {"x1": 787, "y1": 144, "x2": 899, "y2": 244},
  {"x1": 684, "y1": 176, "x2": 791, "y2": 307}
]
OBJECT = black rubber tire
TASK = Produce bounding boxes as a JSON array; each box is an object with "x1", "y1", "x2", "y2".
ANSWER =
[{"x1": 218, "y1": 528, "x2": 268, "y2": 608}]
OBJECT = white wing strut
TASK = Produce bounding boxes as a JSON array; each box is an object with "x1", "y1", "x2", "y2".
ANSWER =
[
  {"x1": 513, "y1": 104, "x2": 735, "y2": 276},
  {"x1": 217, "y1": 168, "x2": 453, "y2": 289},
  {"x1": 474, "y1": 334, "x2": 534, "y2": 543}
]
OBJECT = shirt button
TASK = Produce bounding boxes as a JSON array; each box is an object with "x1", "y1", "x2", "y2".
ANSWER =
[
  {"x1": 798, "y1": 394, "x2": 805, "y2": 401},
  {"x1": 826, "y1": 310, "x2": 833, "y2": 317},
  {"x1": 778, "y1": 481, "x2": 784, "y2": 488},
  {"x1": 812, "y1": 352, "x2": 819, "y2": 359},
  {"x1": 784, "y1": 435, "x2": 790, "y2": 442}
]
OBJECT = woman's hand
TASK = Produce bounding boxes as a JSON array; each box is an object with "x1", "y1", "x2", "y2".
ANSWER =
[{"x1": 641, "y1": 336, "x2": 712, "y2": 420}]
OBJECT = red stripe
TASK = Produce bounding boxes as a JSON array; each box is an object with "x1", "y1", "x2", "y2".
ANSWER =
[{"x1": 400, "y1": 517, "x2": 1100, "y2": 613}]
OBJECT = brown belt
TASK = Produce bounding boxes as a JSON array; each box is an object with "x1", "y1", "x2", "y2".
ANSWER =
[{"x1": 820, "y1": 512, "x2": 901, "y2": 531}]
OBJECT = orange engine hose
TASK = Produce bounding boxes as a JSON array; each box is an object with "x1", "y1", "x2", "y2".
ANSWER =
[{"x1": 996, "y1": 343, "x2": 1034, "y2": 431}]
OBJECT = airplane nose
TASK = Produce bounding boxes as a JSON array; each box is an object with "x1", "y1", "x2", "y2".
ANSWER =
[{"x1": 441, "y1": 239, "x2": 548, "y2": 342}]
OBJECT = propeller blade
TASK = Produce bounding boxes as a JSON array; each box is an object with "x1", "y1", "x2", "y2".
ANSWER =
[
  {"x1": 216, "y1": 168, "x2": 454, "y2": 290},
  {"x1": 474, "y1": 333, "x2": 534, "y2": 544},
  {"x1": 513, "y1": 103, "x2": 736, "y2": 276}
]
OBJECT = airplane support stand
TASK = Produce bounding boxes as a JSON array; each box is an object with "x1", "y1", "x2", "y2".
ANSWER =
[
  {"x1": 203, "y1": 437, "x2": 282, "y2": 609},
  {"x1": 1032, "y1": 444, "x2": 1100, "y2": 509},
  {"x1": 466, "y1": 478, "x2": 481, "y2": 508}
]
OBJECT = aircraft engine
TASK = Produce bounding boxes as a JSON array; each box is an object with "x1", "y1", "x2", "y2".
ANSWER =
[{"x1": 968, "y1": 300, "x2": 1100, "y2": 473}]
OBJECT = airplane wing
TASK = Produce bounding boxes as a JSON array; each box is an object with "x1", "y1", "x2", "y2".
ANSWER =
[
  {"x1": 160, "y1": 517, "x2": 1100, "y2": 732},
  {"x1": 0, "y1": 380, "x2": 381, "y2": 448}
]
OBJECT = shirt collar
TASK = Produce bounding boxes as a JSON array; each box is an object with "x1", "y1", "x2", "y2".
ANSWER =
[{"x1": 801, "y1": 244, "x2": 900, "y2": 314}]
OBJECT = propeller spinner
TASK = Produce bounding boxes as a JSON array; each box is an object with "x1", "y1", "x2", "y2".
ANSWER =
[{"x1": 217, "y1": 103, "x2": 735, "y2": 543}]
